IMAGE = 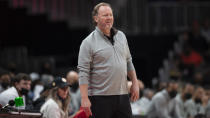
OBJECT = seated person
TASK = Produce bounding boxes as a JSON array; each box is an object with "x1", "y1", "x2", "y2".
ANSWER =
[
  {"x1": 0, "y1": 73, "x2": 31, "y2": 109},
  {"x1": 40, "y1": 77, "x2": 71, "y2": 118}
]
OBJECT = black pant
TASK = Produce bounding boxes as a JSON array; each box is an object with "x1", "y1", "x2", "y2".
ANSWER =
[{"x1": 89, "y1": 94, "x2": 132, "y2": 118}]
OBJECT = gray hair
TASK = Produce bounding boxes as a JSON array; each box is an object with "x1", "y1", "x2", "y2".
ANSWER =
[{"x1": 92, "y1": 2, "x2": 112, "y2": 26}]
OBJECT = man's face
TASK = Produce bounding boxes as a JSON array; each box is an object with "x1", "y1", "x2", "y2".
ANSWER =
[
  {"x1": 95, "y1": 5, "x2": 114, "y2": 31},
  {"x1": 206, "y1": 89, "x2": 210, "y2": 99},
  {"x1": 168, "y1": 83, "x2": 178, "y2": 91},
  {"x1": 16, "y1": 80, "x2": 31, "y2": 91},
  {"x1": 0, "y1": 74, "x2": 11, "y2": 88},
  {"x1": 183, "y1": 84, "x2": 194, "y2": 94},
  {"x1": 194, "y1": 87, "x2": 204, "y2": 99},
  {"x1": 167, "y1": 83, "x2": 178, "y2": 98},
  {"x1": 0, "y1": 74, "x2": 10, "y2": 83}
]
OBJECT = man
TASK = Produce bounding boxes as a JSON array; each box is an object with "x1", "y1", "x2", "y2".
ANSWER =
[
  {"x1": 147, "y1": 81, "x2": 179, "y2": 118},
  {"x1": 175, "y1": 83, "x2": 194, "y2": 118},
  {"x1": 66, "y1": 70, "x2": 81, "y2": 115},
  {"x1": 185, "y1": 86, "x2": 206, "y2": 118},
  {"x1": 0, "y1": 73, "x2": 31, "y2": 109},
  {"x1": 131, "y1": 88, "x2": 154, "y2": 115},
  {"x1": 0, "y1": 70, "x2": 11, "y2": 93},
  {"x1": 77, "y1": 2, "x2": 139, "y2": 118}
]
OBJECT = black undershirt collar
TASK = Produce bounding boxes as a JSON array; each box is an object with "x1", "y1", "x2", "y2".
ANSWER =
[{"x1": 104, "y1": 28, "x2": 116, "y2": 45}]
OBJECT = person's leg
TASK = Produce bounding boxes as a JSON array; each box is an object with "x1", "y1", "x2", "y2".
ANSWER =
[
  {"x1": 89, "y1": 96, "x2": 116, "y2": 118},
  {"x1": 112, "y1": 94, "x2": 132, "y2": 118}
]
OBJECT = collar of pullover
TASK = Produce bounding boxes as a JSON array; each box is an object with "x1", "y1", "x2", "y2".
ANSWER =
[{"x1": 95, "y1": 27, "x2": 118, "y2": 37}]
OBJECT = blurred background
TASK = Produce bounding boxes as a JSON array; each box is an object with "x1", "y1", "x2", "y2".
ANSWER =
[{"x1": 1, "y1": 0, "x2": 210, "y2": 88}]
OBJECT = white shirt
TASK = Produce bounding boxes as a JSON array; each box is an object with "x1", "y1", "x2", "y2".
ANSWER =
[
  {"x1": 206, "y1": 100, "x2": 210, "y2": 118},
  {"x1": 147, "y1": 89, "x2": 177, "y2": 118},
  {"x1": 40, "y1": 98, "x2": 67, "y2": 118},
  {"x1": 175, "y1": 94, "x2": 186, "y2": 118},
  {"x1": 185, "y1": 99, "x2": 206, "y2": 117},
  {"x1": 0, "y1": 86, "x2": 26, "y2": 109},
  {"x1": 131, "y1": 97, "x2": 151, "y2": 115},
  {"x1": 33, "y1": 84, "x2": 44, "y2": 101}
]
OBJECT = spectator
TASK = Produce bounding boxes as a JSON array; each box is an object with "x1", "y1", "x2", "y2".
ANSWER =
[
  {"x1": 147, "y1": 81, "x2": 178, "y2": 118},
  {"x1": 180, "y1": 44, "x2": 203, "y2": 67},
  {"x1": 0, "y1": 70, "x2": 11, "y2": 93},
  {"x1": 40, "y1": 77, "x2": 71, "y2": 118},
  {"x1": 188, "y1": 21, "x2": 208, "y2": 55},
  {"x1": 66, "y1": 70, "x2": 81, "y2": 115},
  {"x1": 30, "y1": 72, "x2": 43, "y2": 101},
  {"x1": 33, "y1": 83, "x2": 53, "y2": 111},
  {"x1": 180, "y1": 44, "x2": 203, "y2": 82},
  {"x1": 185, "y1": 86, "x2": 206, "y2": 118},
  {"x1": 131, "y1": 88, "x2": 154, "y2": 115},
  {"x1": 147, "y1": 80, "x2": 179, "y2": 118},
  {"x1": 175, "y1": 83, "x2": 195, "y2": 118},
  {"x1": 206, "y1": 99, "x2": 210, "y2": 118},
  {"x1": 0, "y1": 73, "x2": 31, "y2": 109}
]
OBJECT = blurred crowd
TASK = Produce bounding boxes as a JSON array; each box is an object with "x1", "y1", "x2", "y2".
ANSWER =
[
  {"x1": 0, "y1": 64, "x2": 81, "y2": 117},
  {"x1": 131, "y1": 19, "x2": 210, "y2": 118}
]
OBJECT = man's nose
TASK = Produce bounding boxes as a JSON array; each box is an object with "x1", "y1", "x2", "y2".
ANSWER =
[
  {"x1": 27, "y1": 85, "x2": 31, "y2": 89},
  {"x1": 107, "y1": 15, "x2": 112, "y2": 19}
]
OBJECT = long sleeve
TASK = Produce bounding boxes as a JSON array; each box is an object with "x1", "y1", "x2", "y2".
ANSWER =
[
  {"x1": 175, "y1": 100, "x2": 184, "y2": 118},
  {"x1": 174, "y1": 96, "x2": 185, "y2": 118},
  {"x1": 78, "y1": 39, "x2": 92, "y2": 85},
  {"x1": 154, "y1": 97, "x2": 172, "y2": 118},
  {"x1": 122, "y1": 33, "x2": 135, "y2": 72},
  {"x1": 185, "y1": 100, "x2": 196, "y2": 117}
]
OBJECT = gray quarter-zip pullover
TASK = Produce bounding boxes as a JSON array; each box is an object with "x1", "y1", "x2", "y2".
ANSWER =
[{"x1": 78, "y1": 27, "x2": 135, "y2": 96}]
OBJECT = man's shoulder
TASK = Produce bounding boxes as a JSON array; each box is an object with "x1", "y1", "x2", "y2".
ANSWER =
[
  {"x1": 0, "y1": 87, "x2": 18, "y2": 105},
  {"x1": 82, "y1": 31, "x2": 96, "y2": 44},
  {"x1": 153, "y1": 90, "x2": 166, "y2": 100},
  {"x1": 115, "y1": 30, "x2": 128, "y2": 43},
  {"x1": 116, "y1": 30, "x2": 124, "y2": 34},
  {"x1": 0, "y1": 87, "x2": 18, "y2": 96}
]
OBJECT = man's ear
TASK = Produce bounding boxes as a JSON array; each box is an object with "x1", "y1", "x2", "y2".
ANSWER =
[{"x1": 94, "y1": 16, "x2": 98, "y2": 23}]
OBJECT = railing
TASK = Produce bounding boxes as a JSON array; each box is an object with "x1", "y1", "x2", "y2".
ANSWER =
[
  {"x1": 146, "y1": 1, "x2": 210, "y2": 34},
  {"x1": 8, "y1": 0, "x2": 126, "y2": 29},
  {"x1": 7, "y1": 0, "x2": 210, "y2": 35},
  {"x1": 117, "y1": 0, "x2": 210, "y2": 34}
]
